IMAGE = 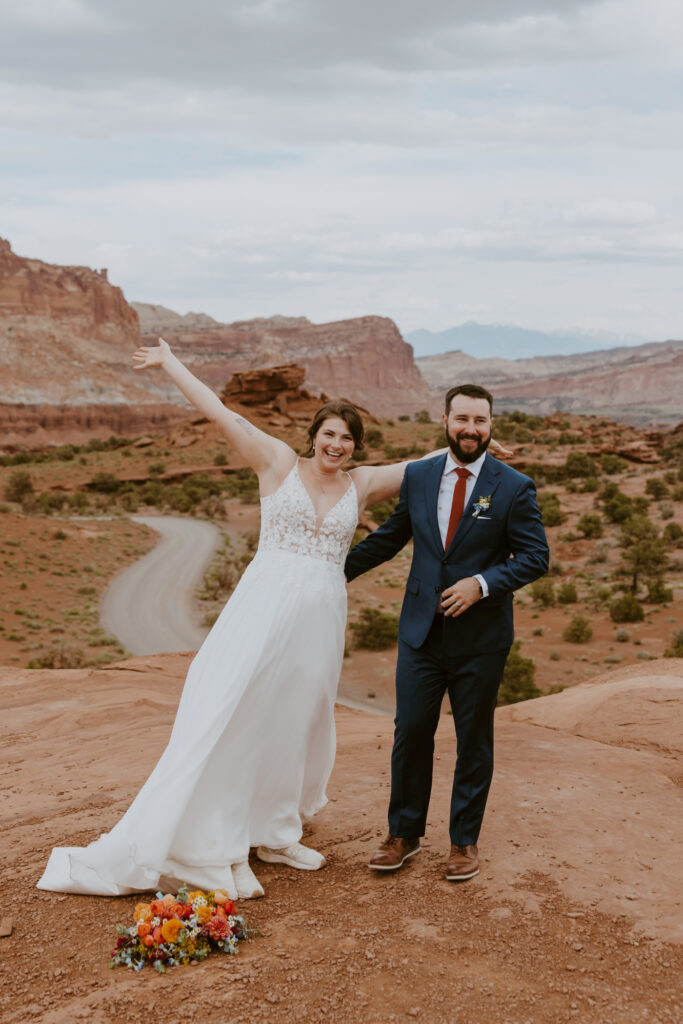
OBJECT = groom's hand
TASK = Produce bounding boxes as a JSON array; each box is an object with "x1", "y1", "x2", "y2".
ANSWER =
[{"x1": 441, "y1": 577, "x2": 482, "y2": 617}]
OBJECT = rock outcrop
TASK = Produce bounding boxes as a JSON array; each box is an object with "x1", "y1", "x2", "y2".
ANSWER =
[
  {"x1": 222, "y1": 363, "x2": 308, "y2": 408},
  {"x1": 0, "y1": 401, "x2": 193, "y2": 448}
]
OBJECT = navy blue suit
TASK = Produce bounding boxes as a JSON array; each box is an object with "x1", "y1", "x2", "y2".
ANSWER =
[{"x1": 345, "y1": 452, "x2": 549, "y2": 845}]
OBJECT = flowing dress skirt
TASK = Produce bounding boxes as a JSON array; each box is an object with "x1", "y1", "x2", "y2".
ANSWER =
[{"x1": 37, "y1": 549, "x2": 347, "y2": 895}]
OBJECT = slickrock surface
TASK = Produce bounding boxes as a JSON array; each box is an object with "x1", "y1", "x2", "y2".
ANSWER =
[{"x1": 1, "y1": 656, "x2": 681, "y2": 1023}]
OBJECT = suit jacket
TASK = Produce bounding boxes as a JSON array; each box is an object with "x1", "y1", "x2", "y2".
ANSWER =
[{"x1": 345, "y1": 452, "x2": 549, "y2": 655}]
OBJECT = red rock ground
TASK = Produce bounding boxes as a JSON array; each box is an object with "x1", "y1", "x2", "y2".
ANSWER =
[{"x1": 1, "y1": 655, "x2": 681, "y2": 1024}]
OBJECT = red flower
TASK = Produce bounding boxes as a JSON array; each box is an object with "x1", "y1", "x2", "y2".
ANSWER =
[{"x1": 204, "y1": 916, "x2": 231, "y2": 942}]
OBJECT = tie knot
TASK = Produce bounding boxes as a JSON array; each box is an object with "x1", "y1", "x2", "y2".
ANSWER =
[{"x1": 456, "y1": 467, "x2": 471, "y2": 479}]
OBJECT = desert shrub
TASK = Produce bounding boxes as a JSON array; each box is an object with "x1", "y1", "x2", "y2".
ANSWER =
[
  {"x1": 223, "y1": 467, "x2": 259, "y2": 504},
  {"x1": 530, "y1": 576, "x2": 555, "y2": 607},
  {"x1": 414, "y1": 409, "x2": 432, "y2": 423},
  {"x1": 367, "y1": 497, "x2": 398, "y2": 523},
  {"x1": 537, "y1": 491, "x2": 566, "y2": 527},
  {"x1": 581, "y1": 477, "x2": 600, "y2": 493},
  {"x1": 600, "y1": 453, "x2": 628, "y2": 474},
  {"x1": 609, "y1": 594, "x2": 644, "y2": 623},
  {"x1": 659, "y1": 500, "x2": 674, "y2": 520},
  {"x1": 600, "y1": 483, "x2": 648, "y2": 524},
  {"x1": 398, "y1": 415, "x2": 410, "y2": 422},
  {"x1": 619, "y1": 515, "x2": 666, "y2": 593},
  {"x1": 577, "y1": 513, "x2": 603, "y2": 539},
  {"x1": 350, "y1": 607, "x2": 399, "y2": 650},
  {"x1": 564, "y1": 451, "x2": 596, "y2": 478},
  {"x1": 645, "y1": 477, "x2": 669, "y2": 500},
  {"x1": 614, "y1": 627, "x2": 630, "y2": 642},
  {"x1": 88, "y1": 471, "x2": 121, "y2": 493},
  {"x1": 557, "y1": 582, "x2": 578, "y2": 604},
  {"x1": 53, "y1": 528, "x2": 67, "y2": 540},
  {"x1": 663, "y1": 522, "x2": 683, "y2": 544},
  {"x1": 148, "y1": 461, "x2": 166, "y2": 476},
  {"x1": 214, "y1": 452, "x2": 228, "y2": 466},
  {"x1": 562, "y1": 615, "x2": 593, "y2": 643},
  {"x1": 4, "y1": 470, "x2": 34, "y2": 502},
  {"x1": 27, "y1": 644, "x2": 86, "y2": 669},
  {"x1": 497, "y1": 642, "x2": 541, "y2": 705},
  {"x1": 588, "y1": 543, "x2": 609, "y2": 564},
  {"x1": 645, "y1": 579, "x2": 673, "y2": 604},
  {"x1": 673, "y1": 485, "x2": 683, "y2": 501},
  {"x1": 365, "y1": 428, "x2": 384, "y2": 446},
  {"x1": 549, "y1": 650, "x2": 561, "y2": 661},
  {"x1": 663, "y1": 629, "x2": 683, "y2": 658}
]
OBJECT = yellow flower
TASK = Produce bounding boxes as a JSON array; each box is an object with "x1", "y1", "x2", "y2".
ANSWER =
[
  {"x1": 195, "y1": 905, "x2": 212, "y2": 924},
  {"x1": 187, "y1": 890, "x2": 206, "y2": 903},
  {"x1": 161, "y1": 918, "x2": 184, "y2": 943}
]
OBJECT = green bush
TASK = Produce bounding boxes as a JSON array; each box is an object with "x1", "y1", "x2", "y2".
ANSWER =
[
  {"x1": 577, "y1": 513, "x2": 603, "y2": 539},
  {"x1": 530, "y1": 576, "x2": 555, "y2": 607},
  {"x1": 645, "y1": 579, "x2": 673, "y2": 604},
  {"x1": 581, "y1": 477, "x2": 600, "y2": 493},
  {"x1": 88, "y1": 471, "x2": 121, "y2": 493},
  {"x1": 557, "y1": 582, "x2": 578, "y2": 604},
  {"x1": 609, "y1": 594, "x2": 644, "y2": 623},
  {"x1": 497, "y1": 642, "x2": 541, "y2": 705},
  {"x1": 645, "y1": 477, "x2": 669, "y2": 500},
  {"x1": 4, "y1": 470, "x2": 34, "y2": 502},
  {"x1": 663, "y1": 522, "x2": 683, "y2": 544},
  {"x1": 664, "y1": 629, "x2": 683, "y2": 658},
  {"x1": 564, "y1": 451, "x2": 597, "y2": 478},
  {"x1": 365, "y1": 428, "x2": 384, "y2": 446},
  {"x1": 600, "y1": 453, "x2": 628, "y2": 474},
  {"x1": 600, "y1": 482, "x2": 649, "y2": 524},
  {"x1": 214, "y1": 452, "x2": 228, "y2": 466},
  {"x1": 537, "y1": 491, "x2": 566, "y2": 527},
  {"x1": 414, "y1": 410, "x2": 432, "y2": 423},
  {"x1": 350, "y1": 607, "x2": 399, "y2": 650},
  {"x1": 562, "y1": 615, "x2": 593, "y2": 643}
]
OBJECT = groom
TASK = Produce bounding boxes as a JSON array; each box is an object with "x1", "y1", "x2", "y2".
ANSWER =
[{"x1": 345, "y1": 384, "x2": 549, "y2": 881}]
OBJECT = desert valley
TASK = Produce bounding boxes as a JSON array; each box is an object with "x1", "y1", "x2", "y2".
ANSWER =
[{"x1": 1, "y1": 240, "x2": 682, "y2": 1023}]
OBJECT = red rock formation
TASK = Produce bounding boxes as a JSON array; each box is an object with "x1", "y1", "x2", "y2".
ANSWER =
[
  {"x1": 0, "y1": 402, "x2": 193, "y2": 450},
  {"x1": 222, "y1": 364, "x2": 307, "y2": 407},
  {"x1": 139, "y1": 308, "x2": 432, "y2": 417}
]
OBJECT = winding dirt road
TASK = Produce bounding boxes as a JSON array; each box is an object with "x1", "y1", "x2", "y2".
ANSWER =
[{"x1": 100, "y1": 515, "x2": 222, "y2": 655}]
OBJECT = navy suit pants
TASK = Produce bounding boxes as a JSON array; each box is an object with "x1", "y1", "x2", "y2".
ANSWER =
[{"x1": 389, "y1": 615, "x2": 509, "y2": 846}]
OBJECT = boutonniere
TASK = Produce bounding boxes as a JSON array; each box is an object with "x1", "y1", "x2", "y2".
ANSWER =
[{"x1": 472, "y1": 494, "x2": 492, "y2": 518}]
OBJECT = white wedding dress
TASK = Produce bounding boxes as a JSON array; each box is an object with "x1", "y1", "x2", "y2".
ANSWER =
[{"x1": 37, "y1": 461, "x2": 358, "y2": 896}]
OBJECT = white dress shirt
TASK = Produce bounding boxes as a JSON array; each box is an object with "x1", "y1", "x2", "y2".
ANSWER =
[{"x1": 436, "y1": 450, "x2": 489, "y2": 597}]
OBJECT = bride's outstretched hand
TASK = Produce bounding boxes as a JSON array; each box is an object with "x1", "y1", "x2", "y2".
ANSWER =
[
  {"x1": 132, "y1": 336, "x2": 171, "y2": 370},
  {"x1": 490, "y1": 437, "x2": 514, "y2": 458}
]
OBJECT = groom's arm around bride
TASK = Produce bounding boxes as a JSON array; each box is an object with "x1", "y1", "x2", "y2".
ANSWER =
[{"x1": 343, "y1": 384, "x2": 549, "y2": 883}]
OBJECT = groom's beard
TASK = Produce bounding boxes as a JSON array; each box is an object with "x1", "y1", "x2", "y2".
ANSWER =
[{"x1": 446, "y1": 428, "x2": 491, "y2": 464}]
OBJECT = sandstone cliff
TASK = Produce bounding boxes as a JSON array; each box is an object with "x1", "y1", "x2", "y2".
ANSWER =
[
  {"x1": 0, "y1": 238, "x2": 177, "y2": 406},
  {"x1": 136, "y1": 305, "x2": 432, "y2": 417},
  {"x1": 418, "y1": 340, "x2": 683, "y2": 424}
]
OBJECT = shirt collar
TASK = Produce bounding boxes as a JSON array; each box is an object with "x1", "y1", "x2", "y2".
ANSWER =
[{"x1": 444, "y1": 449, "x2": 488, "y2": 480}]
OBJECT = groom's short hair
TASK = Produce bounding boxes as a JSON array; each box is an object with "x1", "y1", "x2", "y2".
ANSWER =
[{"x1": 445, "y1": 384, "x2": 493, "y2": 415}]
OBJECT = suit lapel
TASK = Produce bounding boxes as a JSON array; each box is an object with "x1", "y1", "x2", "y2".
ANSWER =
[
  {"x1": 445, "y1": 453, "x2": 501, "y2": 554},
  {"x1": 424, "y1": 453, "x2": 448, "y2": 554}
]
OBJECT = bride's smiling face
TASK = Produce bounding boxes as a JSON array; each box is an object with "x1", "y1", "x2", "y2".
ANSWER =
[{"x1": 313, "y1": 417, "x2": 356, "y2": 469}]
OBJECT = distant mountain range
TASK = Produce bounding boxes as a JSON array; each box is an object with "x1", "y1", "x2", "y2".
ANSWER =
[{"x1": 405, "y1": 322, "x2": 657, "y2": 360}]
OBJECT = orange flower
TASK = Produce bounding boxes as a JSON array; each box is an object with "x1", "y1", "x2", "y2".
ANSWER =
[
  {"x1": 152, "y1": 926, "x2": 163, "y2": 945},
  {"x1": 162, "y1": 894, "x2": 176, "y2": 906},
  {"x1": 213, "y1": 888, "x2": 231, "y2": 905},
  {"x1": 137, "y1": 922, "x2": 151, "y2": 938},
  {"x1": 133, "y1": 903, "x2": 153, "y2": 923},
  {"x1": 195, "y1": 905, "x2": 212, "y2": 924},
  {"x1": 161, "y1": 918, "x2": 184, "y2": 943},
  {"x1": 169, "y1": 902, "x2": 187, "y2": 919},
  {"x1": 142, "y1": 935, "x2": 154, "y2": 948},
  {"x1": 214, "y1": 905, "x2": 227, "y2": 919},
  {"x1": 150, "y1": 899, "x2": 166, "y2": 916}
]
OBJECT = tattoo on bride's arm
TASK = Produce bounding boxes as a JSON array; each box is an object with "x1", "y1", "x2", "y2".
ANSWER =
[{"x1": 235, "y1": 417, "x2": 256, "y2": 436}]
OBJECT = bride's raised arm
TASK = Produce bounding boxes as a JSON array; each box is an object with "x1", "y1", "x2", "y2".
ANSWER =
[{"x1": 132, "y1": 338, "x2": 292, "y2": 481}]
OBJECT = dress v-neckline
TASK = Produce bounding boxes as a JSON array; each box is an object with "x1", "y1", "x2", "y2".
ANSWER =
[{"x1": 294, "y1": 459, "x2": 355, "y2": 532}]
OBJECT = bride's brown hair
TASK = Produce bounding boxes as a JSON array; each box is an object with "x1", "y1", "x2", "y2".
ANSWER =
[{"x1": 305, "y1": 401, "x2": 365, "y2": 456}]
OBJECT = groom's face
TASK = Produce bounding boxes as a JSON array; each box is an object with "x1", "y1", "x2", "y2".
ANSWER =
[{"x1": 442, "y1": 395, "x2": 492, "y2": 464}]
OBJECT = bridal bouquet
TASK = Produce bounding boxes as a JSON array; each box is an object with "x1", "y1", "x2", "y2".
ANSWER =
[{"x1": 110, "y1": 885, "x2": 249, "y2": 973}]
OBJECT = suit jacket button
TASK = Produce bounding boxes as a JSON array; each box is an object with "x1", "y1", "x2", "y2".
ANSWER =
[{"x1": 441, "y1": 559, "x2": 448, "y2": 565}]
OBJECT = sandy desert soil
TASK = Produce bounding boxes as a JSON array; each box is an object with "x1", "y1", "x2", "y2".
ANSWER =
[{"x1": 1, "y1": 655, "x2": 681, "y2": 1024}]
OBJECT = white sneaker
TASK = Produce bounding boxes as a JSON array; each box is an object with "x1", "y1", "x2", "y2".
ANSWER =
[
  {"x1": 256, "y1": 842, "x2": 326, "y2": 871},
  {"x1": 231, "y1": 860, "x2": 264, "y2": 899}
]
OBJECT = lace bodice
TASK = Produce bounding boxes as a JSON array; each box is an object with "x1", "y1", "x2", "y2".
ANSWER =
[{"x1": 259, "y1": 461, "x2": 358, "y2": 567}]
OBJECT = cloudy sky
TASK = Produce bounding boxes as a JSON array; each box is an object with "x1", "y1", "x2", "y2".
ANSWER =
[{"x1": 1, "y1": 0, "x2": 682, "y2": 342}]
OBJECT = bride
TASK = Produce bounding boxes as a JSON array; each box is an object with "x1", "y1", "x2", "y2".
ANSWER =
[{"x1": 37, "y1": 340, "x2": 503, "y2": 901}]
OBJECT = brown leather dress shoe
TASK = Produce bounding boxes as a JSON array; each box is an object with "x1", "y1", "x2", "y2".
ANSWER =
[
  {"x1": 446, "y1": 843, "x2": 479, "y2": 881},
  {"x1": 368, "y1": 835, "x2": 421, "y2": 871}
]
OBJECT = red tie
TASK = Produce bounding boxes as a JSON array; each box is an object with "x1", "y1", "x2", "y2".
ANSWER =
[{"x1": 445, "y1": 467, "x2": 471, "y2": 549}]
